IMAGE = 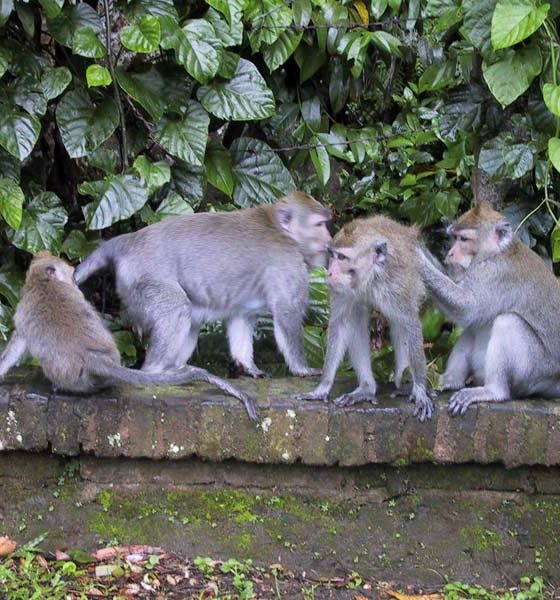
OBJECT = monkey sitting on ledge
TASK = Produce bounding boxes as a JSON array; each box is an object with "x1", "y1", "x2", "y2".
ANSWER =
[{"x1": 0, "y1": 251, "x2": 258, "y2": 421}]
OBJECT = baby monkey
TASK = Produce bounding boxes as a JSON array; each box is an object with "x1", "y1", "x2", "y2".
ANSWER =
[
  {"x1": 295, "y1": 216, "x2": 434, "y2": 422},
  {"x1": 0, "y1": 251, "x2": 258, "y2": 420}
]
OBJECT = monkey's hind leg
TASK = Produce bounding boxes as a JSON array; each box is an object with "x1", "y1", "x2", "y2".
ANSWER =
[{"x1": 227, "y1": 316, "x2": 269, "y2": 378}]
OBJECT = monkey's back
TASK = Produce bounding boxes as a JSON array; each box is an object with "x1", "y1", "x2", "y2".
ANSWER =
[{"x1": 15, "y1": 279, "x2": 121, "y2": 391}]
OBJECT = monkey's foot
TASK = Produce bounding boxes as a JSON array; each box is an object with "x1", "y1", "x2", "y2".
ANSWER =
[
  {"x1": 292, "y1": 388, "x2": 329, "y2": 402},
  {"x1": 231, "y1": 361, "x2": 270, "y2": 379},
  {"x1": 291, "y1": 367, "x2": 322, "y2": 377},
  {"x1": 334, "y1": 390, "x2": 377, "y2": 407},
  {"x1": 239, "y1": 394, "x2": 259, "y2": 422},
  {"x1": 448, "y1": 387, "x2": 507, "y2": 416}
]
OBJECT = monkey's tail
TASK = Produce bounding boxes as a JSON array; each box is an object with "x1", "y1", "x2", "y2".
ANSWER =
[
  {"x1": 109, "y1": 365, "x2": 259, "y2": 422},
  {"x1": 74, "y1": 238, "x2": 120, "y2": 284}
]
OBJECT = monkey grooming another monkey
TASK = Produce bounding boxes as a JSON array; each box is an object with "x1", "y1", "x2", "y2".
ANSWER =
[
  {"x1": 0, "y1": 251, "x2": 258, "y2": 420},
  {"x1": 418, "y1": 202, "x2": 560, "y2": 415},
  {"x1": 74, "y1": 191, "x2": 332, "y2": 379},
  {"x1": 294, "y1": 216, "x2": 434, "y2": 422}
]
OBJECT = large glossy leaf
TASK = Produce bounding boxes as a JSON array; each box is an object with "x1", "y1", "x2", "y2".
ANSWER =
[
  {"x1": 155, "y1": 101, "x2": 209, "y2": 166},
  {"x1": 492, "y1": 0, "x2": 549, "y2": 50},
  {"x1": 462, "y1": 0, "x2": 495, "y2": 55},
  {"x1": 0, "y1": 177, "x2": 23, "y2": 230},
  {"x1": 205, "y1": 7, "x2": 242, "y2": 47},
  {"x1": 0, "y1": 46, "x2": 11, "y2": 79},
  {"x1": 418, "y1": 60, "x2": 456, "y2": 93},
  {"x1": 86, "y1": 65, "x2": 112, "y2": 87},
  {"x1": 56, "y1": 89, "x2": 119, "y2": 158},
  {"x1": 542, "y1": 83, "x2": 560, "y2": 117},
  {"x1": 120, "y1": 16, "x2": 161, "y2": 53},
  {"x1": 0, "y1": 108, "x2": 41, "y2": 160},
  {"x1": 11, "y1": 74, "x2": 47, "y2": 116},
  {"x1": 262, "y1": 29, "x2": 303, "y2": 72},
  {"x1": 115, "y1": 66, "x2": 167, "y2": 121},
  {"x1": 246, "y1": 0, "x2": 293, "y2": 52},
  {"x1": 133, "y1": 155, "x2": 171, "y2": 194},
  {"x1": 171, "y1": 20, "x2": 221, "y2": 84},
  {"x1": 205, "y1": 141, "x2": 234, "y2": 197},
  {"x1": 170, "y1": 161, "x2": 205, "y2": 205},
  {"x1": 482, "y1": 45, "x2": 542, "y2": 107},
  {"x1": 197, "y1": 58, "x2": 275, "y2": 121},
  {"x1": 8, "y1": 192, "x2": 68, "y2": 254},
  {"x1": 72, "y1": 27, "x2": 106, "y2": 58},
  {"x1": 0, "y1": 147, "x2": 20, "y2": 181},
  {"x1": 81, "y1": 174, "x2": 149, "y2": 230},
  {"x1": 309, "y1": 139, "x2": 330, "y2": 186},
  {"x1": 49, "y1": 4, "x2": 102, "y2": 48},
  {"x1": 155, "y1": 191, "x2": 193, "y2": 219},
  {"x1": 61, "y1": 230, "x2": 100, "y2": 261},
  {"x1": 230, "y1": 137, "x2": 296, "y2": 207},
  {"x1": 548, "y1": 137, "x2": 560, "y2": 173},
  {"x1": 479, "y1": 134, "x2": 535, "y2": 179},
  {"x1": 41, "y1": 67, "x2": 72, "y2": 100},
  {"x1": 121, "y1": 0, "x2": 178, "y2": 20},
  {"x1": 39, "y1": 0, "x2": 64, "y2": 19},
  {"x1": 294, "y1": 44, "x2": 327, "y2": 83}
]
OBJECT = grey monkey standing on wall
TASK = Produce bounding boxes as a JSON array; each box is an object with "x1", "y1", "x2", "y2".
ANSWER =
[
  {"x1": 418, "y1": 202, "x2": 560, "y2": 415},
  {"x1": 0, "y1": 252, "x2": 258, "y2": 420},
  {"x1": 74, "y1": 191, "x2": 332, "y2": 378}
]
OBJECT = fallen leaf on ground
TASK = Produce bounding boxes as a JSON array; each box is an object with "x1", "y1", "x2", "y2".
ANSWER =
[
  {"x1": 381, "y1": 588, "x2": 443, "y2": 600},
  {"x1": 0, "y1": 536, "x2": 17, "y2": 556}
]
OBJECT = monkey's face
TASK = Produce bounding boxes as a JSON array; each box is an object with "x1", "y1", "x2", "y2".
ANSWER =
[
  {"x1": 446, "y1": 228, "x2": 476, "y2": 272},
  {"x1": 447, "y1": 221, "x2": 512, "y2": 271},
  {"x1": 327, "y1": 246, "x2": 356, "y2": 291},
  {"x1": 281, "y1": 207, "x2": 332, "y2": 267}
]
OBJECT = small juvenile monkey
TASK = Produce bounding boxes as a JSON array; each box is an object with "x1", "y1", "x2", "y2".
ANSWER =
[
  {"x1": 294, "y1": 216, "x2": 434, "y2": 422},
  {"x1": 74, "y1": 191, "x2": 332, "y2": 379},
  {"x1": 418, "y1": 202, "x2": 560, "y2": 415},
  {"x1": 0, "y1": 251, "x2": 258, "y2": 420}
]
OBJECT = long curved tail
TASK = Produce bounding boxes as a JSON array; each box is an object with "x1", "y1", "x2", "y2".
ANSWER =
[
  {"x1": 74, "y1": 238, "x2": 121, "y2": 284},
  {"x1": 108, "y1": 364, "x2": 259, "y2": 422}
]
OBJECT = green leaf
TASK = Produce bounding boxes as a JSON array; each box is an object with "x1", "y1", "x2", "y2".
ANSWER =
[
  {"x1": 491, "y1": 0, "x2": 549, "y2": 50},
  {"x1": 217, "y1": 50, "x2": 240, "y2": 78},
  {"x1": 120, "y1": 16, "x2": 160, "y2": 53},
  {"x1": 0, "y1": 261, "x2": 24, "y2": 308},
  {"x1": 205, "y1": 8, "x2": 243, "y2": 47},
  {"x1": 41, "y1": 67, "x2": 72, "y2": 100},
  {"x1": 0, "y1": 177, "x2": 23, "y2": 230},
  {"x1": 8, "y1": 192, "x2": 68, "y2": 254},
  {"x1": 88, "y1": 146, "x2": 118, "y2": 174},
  {"x1": 309, "y1": 140, "x2": 330, "y2": 186},
  {"x1": 461, "y1": 0, "x2": 495, "y2": 55},
  {"x1": 0, "y1": 47, "x2": 11, "y2": 79},
  {"x1": 434, "y1": 189, "x2": 462, "y2": 218},
  {"x1": 11, "y1": 75, "x2": 47, "y2": 116},
  {"x1": 155, "y1": 101, "x2": 209, "y2": 166},
  {"x1": 262, "y1": 29, "x2": 303, "y2": 72},
  {"x1": 422, "y1": 307, "x2": 446, "y2": 341},
  {"x1": 548, "y1": 137, "x2": 560, "y2": 173},
  {"x1": 371, "y1": 0, "x2": 388, "y2": 19},
  {"x1": 418, "y1": 60, "x2": 456, "y2": 93},
  {"x1": 72, "y1": 27, "x2": 106, "y2": 58},
  {"x1": 170, "y1": 161, "x2": 205, "y2": 205},
  {"x1": 56, "y1": 89, "x2": 119, "y2": 158},
  {"x1": 155, "y1": 191, "x2": 193, "y2": 218},
  {"x1": 482, "y1": 45, "x2": 542, "y2": 107},
  {"x1": 81, "y1": 174, "x2": 149, "y2": 230},
  {"x1": 170, "y1": 19, "x2": 221, "y2": 84},
  {"x1": 121, "y1": 0, "x2": 178, "y2": 20},
  {"x1": 61, "y1": 230, "x2": 100, "y2": 261},
  {"x1": 86, "y1": 65, "x2": 112, "y2": 87},
  {"x1": 542, "y1": 83, "x2": 560, "y2": 117},
  {"x1": 133, "y1": 155, "x2": 171, "y2": 194},
  {"x1": 329, "y1": 60, "x2": 348, "y2": 115},
  {"x1": 49, "y1": 3, "x2": 102, "y2": 48},
  {"x1": 0, "y1": 147, "x2": 20, "y2": 181},
  {"x1": 197, "y1": 58, "x2": 275, "y2": 121},
  {"x1": 369, "y1": 31, "x2": 402, "y2": 56},
  {"x1": 115, "y1": 66, "x2": 167, "y2": 121},
  {"x1": 0, "y1": 108, "x2": 41, "y2": 160},
  {"x1": 230, "y1": 137, "x2": 296, "y2": 207},
  {"x1": 246, "y1": 0, "x2": 293, "y2": 52},
  {"x1": 0, "y1": 0, "x2": 13, "y2": 27},
  {"x1": 205, "y1": 141, "x2": 234, "y2": 197},
  {"x1": 294, "y1": 45, "x2": 327, "y2": 83},
  {"x1": 39, "y1": 0, "x2": 64, "y2": 19},
  {"x1": 479, "y1": 134, "x2": 535, "y2": 179},
  {"x1": 16, "y1": 3, "x2": 35, "y2": 37}
]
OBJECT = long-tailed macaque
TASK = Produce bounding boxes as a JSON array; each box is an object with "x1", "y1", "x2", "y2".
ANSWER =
[
  {"x1": 418, "y1": 202, "x2": 560, "y2": 415},
  {"x1": 0, "y1": 251, "x2": 258, "y2": 420},
  {"x1": 294, "y1": 216, "x2": 434, "y2": 422},
  {"x1": 74, "y1": 192, "x2": 332, "y2": 379}
]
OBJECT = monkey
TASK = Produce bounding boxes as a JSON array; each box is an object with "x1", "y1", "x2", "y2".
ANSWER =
[
  {"x1": 417, "y1": 202, "x2": 560, "y2": 415},
  {"x1": 0, "y1": 251, "x2": 258, "y2": 421},
  {"x1": 74, "y1": 191, "x2": 332, "y2": 379},
  {"x1": 294, "y1": 216, "x2": 434, "y2": 422}
]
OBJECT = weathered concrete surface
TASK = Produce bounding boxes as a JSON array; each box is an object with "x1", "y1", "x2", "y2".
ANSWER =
[
  {"x1": 0, "y1": 368, "x2": 559, "y2": 467},
  {"x1": 1, "y1": 453, "x2": 560, "y2": 589}
]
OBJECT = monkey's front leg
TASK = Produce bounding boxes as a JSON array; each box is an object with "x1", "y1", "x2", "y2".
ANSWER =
[{"x1": 0, "y1": 333, "x2": 27, "y2": 378}]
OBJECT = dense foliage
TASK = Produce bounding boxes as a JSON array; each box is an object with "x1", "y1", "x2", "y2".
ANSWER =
[{"x1": 0, "y1": 0, "x2": 559, "y2": 371}]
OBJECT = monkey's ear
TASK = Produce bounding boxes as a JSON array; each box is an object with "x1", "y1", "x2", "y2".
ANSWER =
[
  {"x1": 494, "y1": 221, "x2": 513, "y2": 248},
  {"x1": 277, "y1": 204, "x2": 294, "y2": 232},
  {"x1": 372, "y1": 241, "x2": 388, "y2": 265},
  {"x1": 45, "y1": 265, "x2": 57, "y2": 279}
]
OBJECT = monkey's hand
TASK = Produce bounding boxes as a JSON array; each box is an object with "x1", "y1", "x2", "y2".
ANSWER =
[
  {"x1": 410, "y1": 386, "x2": 434, "y2": 422},
  {"x1": 292, "y1": 387, "x2": 329, "y2": 402},
  {"x1": 448, "y1": 386, "x2": 507, "y2": 416},
  {"x1": 291, "y1": 367, "x2": 322, "y2": 377},
  {"x1": 333, "y1": 387, "x2": 377, "y2": 408}
]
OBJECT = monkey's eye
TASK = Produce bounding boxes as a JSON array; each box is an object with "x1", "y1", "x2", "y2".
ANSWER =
[{"x1": 348, "y1": 269, "x2": 356, "y2": 276}]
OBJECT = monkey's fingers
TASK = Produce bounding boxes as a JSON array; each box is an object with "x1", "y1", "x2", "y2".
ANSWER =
[
  {"x1": 241, "y1": 395, "x2": 259, "y2": 422},
  {"x1": 334, "y1": 391, "x2": 377, "y2": 407},
  {"x1": 412, "y1": 399, "x2": 433, "y2": 422},
  {"x1": 292, "y1": 390, "x2": 329, "y2": 402},
  {"x1": 448, "y1": 389, "x2": 475, "y2": 416}
]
